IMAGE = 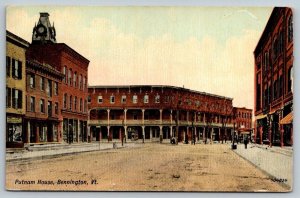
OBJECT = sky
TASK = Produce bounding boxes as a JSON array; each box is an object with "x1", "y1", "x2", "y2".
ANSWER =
[{"x1": 6, "y1": 6, "x2": 273, "y2": 110}]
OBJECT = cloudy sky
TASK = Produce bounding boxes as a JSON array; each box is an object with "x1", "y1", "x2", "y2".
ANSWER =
[{"x1": 7, "y1": 6, "x2": 273, "y2": 109}]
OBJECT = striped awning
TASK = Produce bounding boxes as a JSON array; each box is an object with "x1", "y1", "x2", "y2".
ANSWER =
[
  {"x1": 255, "y1": 114, "x2": 267, "y2": 120},
  {"x1": 280, "y1": 112, "x2": 293, "y2": 125}
]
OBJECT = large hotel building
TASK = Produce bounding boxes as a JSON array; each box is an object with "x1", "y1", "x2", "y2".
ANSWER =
[
  {"x1": 254, "y1": 7, "x2": 293, "y2": 147},
  {"x1": 88, "y1": 85, "x2": 237, "y2": 143}
]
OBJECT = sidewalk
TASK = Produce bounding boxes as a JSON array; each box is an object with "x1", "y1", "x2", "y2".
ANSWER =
[
  {"x1": 6, "y1": 142, "x2": 141, "y2": 162},
  {"x1": 233, "y1": 143, "x2": 293, "y2": 188}
]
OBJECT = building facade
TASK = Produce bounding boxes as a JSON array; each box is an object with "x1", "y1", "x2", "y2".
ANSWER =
[
  {"x1": 88, "y1": 85, "x2": 234, "y2": 143},
  {"x1": 6, "y1": 31, "x2": 29, "y2": 148},
  {"x1": 26, "y1": 12, "x2": 90, "y2": 144},
  {"x1": 254, "y1": 7, "x2": 293, "y2": 147},
  {"x1": 24, "y1": 60, "x2": 64, "y2": 144},
  {"x1": 233, "y1": 107, "x2": 253, "y2": 142}
]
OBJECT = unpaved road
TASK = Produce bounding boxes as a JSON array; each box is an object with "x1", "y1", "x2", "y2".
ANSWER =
[{"x1": 6, "y1": 143, "x2": 288, "y2": 192}]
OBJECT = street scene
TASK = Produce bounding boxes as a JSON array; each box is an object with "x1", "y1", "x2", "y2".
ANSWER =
[
  {"x1": 6, "y1": 6, "x2": 293, "y2": 192},
  {"x1": 6, "y1": 142, "x2": 291, "y2": 191}
]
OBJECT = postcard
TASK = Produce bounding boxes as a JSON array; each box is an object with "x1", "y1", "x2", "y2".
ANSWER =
[{"x1": 5, "y1": 6, "x2": 293, "y2": 192}]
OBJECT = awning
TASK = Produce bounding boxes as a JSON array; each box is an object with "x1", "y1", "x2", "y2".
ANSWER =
[
  {"x1": 280, "y1": 112, "x2": 293, "y2": 125},
  {"x1": 255, "y1": 114, "x2": 267, "y2": 120}
]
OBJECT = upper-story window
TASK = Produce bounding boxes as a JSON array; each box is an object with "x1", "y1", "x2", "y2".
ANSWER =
[
  {"x1": 40, "y1": 99, "x2": 45, "y2": 113},
  {"x1": 47, "y1": 79, "x2": 52, "y2": 97},
  {"x1": 74, "y1": 96, "x2": 77, "y2": 111},
  {"x1": 30, "y1": 96, "x2": 35, "y2": 112},
  {"x1": 155, "y1": 95, "x2": 160, "y2": 103},
  {"x1": 288, "y1": 15, "x2": 293, "y2": 43},
  {"x1": 83, "y1": 77, "x2": 86, "y2": 91},
  {"x1": 63, "y1": 66, "x2": 67, "y2": 84},
  {"x1": 164, "y1": 95, "x2": 170, "y2": 103},
  {"x1": 132, "y1": 94, "x2": 138, "y2": 104},
  {"x1": 69, "y1": 95, "x2": 73, "y2": 110},
  {"x1": 88, "y1": 95, "x2": 91, "y2": 103},
  {"x1": 80, "y1": 98, "x2": 83, "y2": 112},
  {"x1": 12, "y1": 59, "x2": 22, "y2": 79},
  {"x1": 144, "y1": 94, "x2": 149, "y2": 103},
  {"x1": 73, "y1": 72, "x2": 77, "y2": 87},
  {"x1": 98, "y1": 96, "x2": 103, "y2": 104},
  {"x1": 29, "y1": 74, "x2": 35, "y2": 88},
  {"x1": 121, "y1": 95, "x2": 126, "y2": 103},
  {"x1": 110, "y1": 95, "x2": 115, "y2": 104},
  {"x1": 6, "y1": 56, "x2": 10, "y2": 77},
  {"x1": 288, "y1": 66, "x2": 293, "y2": 93},
  {"x1": 63, "y1": 93, "x2": 67, "y2": 109},
  {"x1": 40, "y1": 77, "x2": 45, "y2": 91},
  {"x1": 12, "y1": 89, "x2": 22, "y2": 109},
  {"x1": 79, "y1": 74, "x2": 82, "y2": 90},
  {"x1": 54, "y1": 82, "x2": 58, "y2": 95},
  {"x1": 68, "y1": 69, "x2": 72, "y2": 86}
]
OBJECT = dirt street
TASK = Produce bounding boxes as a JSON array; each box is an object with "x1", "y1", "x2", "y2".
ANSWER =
[{"x1": 6, "y1": 143, "x2": 288, "y2": 192}]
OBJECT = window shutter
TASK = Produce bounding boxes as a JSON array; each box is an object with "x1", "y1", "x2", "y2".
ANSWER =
[
  {"x1": 12, "y1": 59, "x2": 15, "y2": 78},
  {"x1": 18, "y1": 61, "x2": 22, "y2": 79},
  {"x1": 12, "y1": 89, "x2": 16, "y2": 108},
  {"x1": 18, "y1": 90, "x2": 22, "y2": 109},
  {"x1": 6, "y1": 56, "x2": 10, "y2": 76}
]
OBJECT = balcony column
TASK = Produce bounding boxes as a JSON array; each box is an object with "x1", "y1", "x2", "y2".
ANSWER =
[
  {"x1": 142, "y1": 126, "x2": 145, "y2": 143},
  {"x1": 26, "y1": 120, "x2": 30, "y2": 143},
  {"x1": 107, "y1": 109, "x2": 110, "y2": 142},
  {"x1": 142, "y1": 109, "x2": 145, "y2": 125},
  {"x1": 124, "y1": 109, "x2": 127, "y2": 143},
  {"x1": 159, "y1": 125, "x2": 163, "y2": 143},
  {"x1": 77, "y1": 120, "x2": 80, "y2": 143},
  {"x1": 35, "y1": 124, "x2": 40, "y2": 143},
  {"x1": 170, "y1": 126, "x2": 173, "y2": 138}
]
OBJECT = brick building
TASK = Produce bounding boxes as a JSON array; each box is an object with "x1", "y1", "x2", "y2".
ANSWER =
[
  {"x1": 24, "y1": 60, "x2": 64, "y2": 144},
  {"x1": 88, "y1": 85, "x2": 234, "y2": 143},
  {"x1": 26, "y1": 13, "x2": 90, "y2": 144},
  {"x1": 254, "y1": 7, "x2": 293, "y2": 147},
  {"x1": 6, "y1": 30, "x2": 29, "y2": 148},
  {"x1": 233, "y1": 107, "x2": 253, "y2": 142}
]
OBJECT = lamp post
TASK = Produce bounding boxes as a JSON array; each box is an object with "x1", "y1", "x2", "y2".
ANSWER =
[{"x1": 231, "y1": 109, "x2": 237, "y2": 149}]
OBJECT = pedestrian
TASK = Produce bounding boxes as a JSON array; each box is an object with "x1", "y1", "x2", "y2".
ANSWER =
[{"x1": 244, "y1": 137, "x2": 249, "y2": 149}]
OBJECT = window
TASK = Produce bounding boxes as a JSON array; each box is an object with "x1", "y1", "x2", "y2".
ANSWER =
[
  {"x1": 30, "y1": 97, "x2": 35, "y2": 112},
  {"x1": 69, "y1": 95, "x2": 72, "y2": 110},
  {"x1": 40, "y1": 99, "x2": 45, "y2": 113},
  {"x1": 47, "y1": 80, "x2": 52, "y2": 97},
  {"x1": 68, "y1": 69, "x2": 72, "y2": 86},
  {"x1": 12, "y1": 89, "x2": 22, "y2": 109},
  {"x1": 279, "y1": 75, "x2": 283, "y2": 97},
  {"x1": 48, "y1": 101, "x2": 52, "y2": 117},
  {"x1": 79, "y1": 75, "x2": 82, "y2": 90},
  {"x1": 40, "y1": 77, "x2": 45, "y2": 91},
  {"x1": 55, "y1": 102, "x2": 58, "y2": 114},
  {"x1": 54, "y1": 82, "x2": 58, "y2": 95},
  {"x1": 132, "y1": 95, "x2": 138, "y2": 104},
  {"x1": 73, "y1": 72, "x2": 77, "y2": 87},
  {"x1": 80, "y1": 98, "x2": 83, "y2": 112},
  {"x1": 6, "y1": 56, "x2": 10, "y2": 77},
  {"x1": 133, "y1": 114, "x2": 138, "y2": 120},
  {"x1": 164, "y1": 96, "x2": 170, "y2": 103},
  {"x1": 155, "y1": 95, "x2": 160, "y2": 103},
  {"x1": 83, "y1": 77, "x2": 86, "y2": 91},
  {"x1": 29, "y1": 74, "x2": 35, "y2": 88},
  {"x1": 12, "y1": 59, "x2": 22, "y2": 79},
  {"x1": 121, "y1": 95, "x2": 126, "y2": 103},
  {"x1": 98, "y1": 96, "x2": 103, "y2": 104},
  {"x1": 6, "y1": 87, "x2": 11, "y2": 108},
  {"x1": 288, "y1": 15, "x2": 293, "y2": 42},
  {"x1": 74, "y1": 96, "x2": 77, "y2": 111},
  {"x1": 63, "y1": 93, "x2": 67, "y2": 109},
  {"x1": 63, "y1": 66, "x2": 67, "y2": 83},
  {"x1": 88, "y1": 95, "x2": 91, "y2": 103},
  {"x1": 110, "y1": 95, "x2": 115, "y2": 104},
  {"x1": 144, "y1": 95, "x2": 149, "y2": 103}
]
